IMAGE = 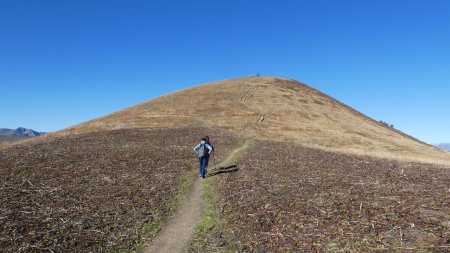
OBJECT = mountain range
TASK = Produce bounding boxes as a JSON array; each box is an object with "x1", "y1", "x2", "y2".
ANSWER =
[
  {"x1": 436, "y1": 143, "x2": 450, "y2": 151},
  {"x1": 0, "y1": 127, "x2": 44, "y2": 137}
]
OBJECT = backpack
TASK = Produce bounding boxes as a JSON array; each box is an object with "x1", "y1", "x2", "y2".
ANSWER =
[
  {"x1": 198, "y1": 144, "x2": 207, "y2": 158},
  {"x1": 205, "y1": 141, "x2": 214, "y2": 157}
]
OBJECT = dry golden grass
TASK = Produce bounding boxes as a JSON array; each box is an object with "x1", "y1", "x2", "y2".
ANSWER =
[{"x1": 48, "y1": 76, "x2": 450, "y2": 165}]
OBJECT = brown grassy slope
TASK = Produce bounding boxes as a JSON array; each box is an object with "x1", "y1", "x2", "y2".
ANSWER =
[
  {"x1": 208, "y1": 140, "x2": 450, "y2": 252},
  {"x1": 52, "y1": 76, "x2": 450, "y2": 164},
  {"x1": 0, "y1": 135, "x2": 31, "y2": 145},
  {"x1": 0, "y1": 127, "x2": 239, "y2": 252}
]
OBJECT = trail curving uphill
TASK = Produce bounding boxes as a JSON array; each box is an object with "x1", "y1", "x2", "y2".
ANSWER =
[
  {"x1": 143, "y1": 80, "x2": 260, "y2": 253},
  {"x1": 142, "y1": 141, "x2": 249, "y2": 253}
]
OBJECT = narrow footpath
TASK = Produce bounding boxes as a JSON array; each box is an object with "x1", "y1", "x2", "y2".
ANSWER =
[
  {"x1": 142, "y1": 176, "x2": 204, "y2": 253},
  {"x1": 142, "y1": 141, "x2": 249, "y2": 253},
  {"x1": 143, "y1": 77, "x2": 259, "y2": 253}
]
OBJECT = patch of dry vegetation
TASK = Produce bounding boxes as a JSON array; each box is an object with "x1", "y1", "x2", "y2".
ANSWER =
[
  {"x1": 0, "y1": 136, "x2": 31, "y2": 145},
  {"x1": 208, "y1": 140, "x2": 450, "y2": 252},
  {"x1": 0, "y1": 127, "x2": 238, "y2": 252}
]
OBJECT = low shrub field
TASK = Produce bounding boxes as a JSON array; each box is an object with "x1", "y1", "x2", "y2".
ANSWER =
[
  {"x1": 209, "y1": 140, "x2": 450, "y2": 252},
  {"x1": 0, "y1": 127, "x2": 238, "y2": 252}
]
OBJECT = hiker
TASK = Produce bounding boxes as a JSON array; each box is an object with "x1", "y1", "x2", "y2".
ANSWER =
[
  {"x1": 194, "y1": 138, "x2": 213, "y2": 178},
  {"x1": 204, "y1": 135, "x2": 214, "y2": 172}
]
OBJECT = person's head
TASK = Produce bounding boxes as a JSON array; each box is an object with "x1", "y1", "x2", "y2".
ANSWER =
[
  {"x1": 205, "y1": 135, "x2": 209, "y2": 142},
  {"x1": 200, "y1": 137, "x2": 206, "y2": 144}
]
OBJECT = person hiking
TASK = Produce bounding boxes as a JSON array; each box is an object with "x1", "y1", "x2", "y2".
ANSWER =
[
  {"x1": 204, "y1": 135, "x2": 214, "y2": 172},
  {"x1": 194, "y1": 138, "x2": 213, "y2": 178}
]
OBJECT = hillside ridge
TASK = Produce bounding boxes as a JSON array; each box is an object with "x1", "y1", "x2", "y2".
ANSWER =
[{"x1": 37, "y1": 76, "x2": 450, "y2": 164}]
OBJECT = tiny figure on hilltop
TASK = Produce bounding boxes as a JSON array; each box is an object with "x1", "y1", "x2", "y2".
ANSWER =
[{"x1": 194, "y1": 137, "x2": 213, "y2": 178}]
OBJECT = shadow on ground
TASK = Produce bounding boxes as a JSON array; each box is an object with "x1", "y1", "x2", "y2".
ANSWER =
[{"x1": 207, "y1": 165, "x2": 239, "y2": 178}]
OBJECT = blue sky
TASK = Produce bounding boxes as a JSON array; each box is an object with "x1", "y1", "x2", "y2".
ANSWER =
[{"x1": 1, "y1": 0, "x2": 449, "y2": 144}]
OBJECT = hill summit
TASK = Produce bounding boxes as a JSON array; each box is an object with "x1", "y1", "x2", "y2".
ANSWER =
[{"x1": 56, "y1": 76, "x2": 449, "y2": 164}]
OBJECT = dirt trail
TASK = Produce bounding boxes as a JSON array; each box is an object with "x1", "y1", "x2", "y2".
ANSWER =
[
  {"x1": 217, "y1": 140, "x2": 250, "y2": 167},
  {"x1": 143, "y1": 80, "x2": 259, "y2": 253},
  {"x1": 142, "y1": 175, "x2": 204, "y2": 253},
  {"x1": 142, "y1": 142, "x2": 249, "y2": 253}
]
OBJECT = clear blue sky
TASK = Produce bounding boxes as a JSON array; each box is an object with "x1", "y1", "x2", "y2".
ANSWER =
[{"x1": 1, "y1": 0, "x2": 449, "y2": 144}]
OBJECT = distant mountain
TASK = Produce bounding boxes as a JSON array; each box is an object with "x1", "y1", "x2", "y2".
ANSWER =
[
  {"x1": 0, "y1": 127, "x2": 44, "y2": 137},
  {"x1": 436, "y1": 143, "x2": 450, "y2": 151}
]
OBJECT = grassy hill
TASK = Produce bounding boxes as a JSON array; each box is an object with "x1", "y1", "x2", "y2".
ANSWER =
[
  {"x1": 0, "y1": 135, "x2": 32, "y2": 145},
  {"x1": 2, "y1": 76, "x2": 449, "y2": 252},
  {"x1": 53, "y1": 76, "x2": 450, "y2": 165}
]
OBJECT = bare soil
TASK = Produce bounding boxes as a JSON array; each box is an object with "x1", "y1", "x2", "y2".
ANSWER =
[{"x1": 0, "y1": 127, "x2": 239, "y2": 252}]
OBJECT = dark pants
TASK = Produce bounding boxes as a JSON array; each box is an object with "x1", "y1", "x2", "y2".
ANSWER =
[
  {"x1": 205, "y1": 155, "x2": 210, "y2": 168},
  {"x1": 199, "y1": 156, "x2": 207, "y2": 178}
]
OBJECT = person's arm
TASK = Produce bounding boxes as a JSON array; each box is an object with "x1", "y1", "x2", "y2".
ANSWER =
[
  {"x1": 206, "y1": 144, "x2": 213, "y2": 154},
  {"x1": 193, "y1": 144, "x2": 200, "y2": 153}
]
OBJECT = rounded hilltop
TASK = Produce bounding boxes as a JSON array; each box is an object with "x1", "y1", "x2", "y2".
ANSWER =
[{"x1": 55, "y1": 76, "x2": 449, "y2": 164}]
